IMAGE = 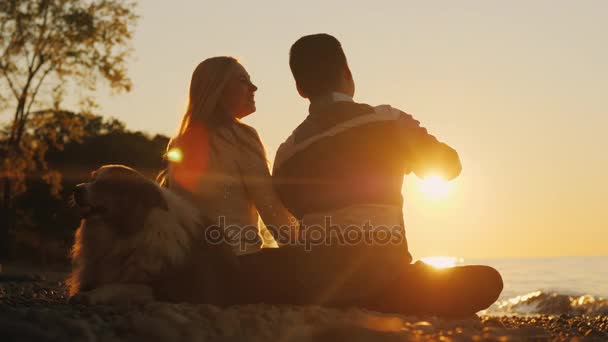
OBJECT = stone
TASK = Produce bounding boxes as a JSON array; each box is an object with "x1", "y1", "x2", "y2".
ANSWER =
[{"x1": 412, "y1": 321, "x2": 435, "y2": 334}]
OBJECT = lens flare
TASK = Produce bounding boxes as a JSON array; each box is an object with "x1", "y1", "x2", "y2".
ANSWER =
[{"x1": 167, "y1": 148, "x2": 183, "y2": 163}]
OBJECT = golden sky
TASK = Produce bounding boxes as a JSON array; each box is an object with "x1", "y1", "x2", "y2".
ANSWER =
[{"x1": 42, "y1": 1, "x2": 608, "y2": 258}]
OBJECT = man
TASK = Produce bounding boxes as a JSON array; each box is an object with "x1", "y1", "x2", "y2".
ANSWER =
[
  {"x1": 273, "y1": 33, "x2": 461, "y2": 260},
  {"x1": 260, "y1": 33, "x2": 502, "y2": 316}
]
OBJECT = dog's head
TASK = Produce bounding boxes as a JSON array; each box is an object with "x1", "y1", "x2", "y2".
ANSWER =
[{"x1": 73, "y1": 165, "x2": 169, "y2": 236}]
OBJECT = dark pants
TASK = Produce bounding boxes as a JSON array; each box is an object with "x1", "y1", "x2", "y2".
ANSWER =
[{"x1": 236, "y1": 245, "x2": 503, "y2": 317}]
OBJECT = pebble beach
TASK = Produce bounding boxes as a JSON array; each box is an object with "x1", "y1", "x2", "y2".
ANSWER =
[{"x1": 1, "y1": 267, "x2": 607, "y2": 342}]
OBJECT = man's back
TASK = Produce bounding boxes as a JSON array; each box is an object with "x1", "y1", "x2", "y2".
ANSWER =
[
  {"x1": 273, "y1": 94, "x2": 461, "y2": 260},
  {"x1": 274, "y1": 99, "x2": 405, "y2": 218}
]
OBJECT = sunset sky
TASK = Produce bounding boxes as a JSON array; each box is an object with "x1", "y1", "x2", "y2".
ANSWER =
[{"x1": 9, "y1": 0, "x2": 608, "y2": 258}]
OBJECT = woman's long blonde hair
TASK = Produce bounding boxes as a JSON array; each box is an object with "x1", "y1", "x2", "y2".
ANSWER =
[
  {"x1": 177, "y1": 56, "x2": 238, "y2": 134},
  {"x1": 157, "y1": 57, "x2": 264, "y2": 186}
]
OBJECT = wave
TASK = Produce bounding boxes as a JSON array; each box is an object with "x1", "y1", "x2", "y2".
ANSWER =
[{"x1": 486, "y1": 291, "x2": 608, "y2": 316}]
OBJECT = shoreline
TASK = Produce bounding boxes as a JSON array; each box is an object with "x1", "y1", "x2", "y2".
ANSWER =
[{"x1": 1, "y1": 268, "x2": 607, "y2": 341}]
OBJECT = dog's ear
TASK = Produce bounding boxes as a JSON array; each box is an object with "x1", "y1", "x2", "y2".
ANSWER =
[
  {"x1": 137, "y1": 181, "x2": 169, "y2": 212},
  {"x1": 121, "y1": 179, "x2": 168, "y2": 212},
  {"x1": 112, "y1": 181, "x2": 169, "y2": 237}
]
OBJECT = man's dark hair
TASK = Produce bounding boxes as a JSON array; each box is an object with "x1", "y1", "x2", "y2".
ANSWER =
[{"x1": 289, "y1": 34, "x2": 348, "y2": 98}]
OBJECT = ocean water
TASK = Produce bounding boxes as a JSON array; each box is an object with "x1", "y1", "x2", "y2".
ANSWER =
[{"x1": 462, "y1": 256, "x2": 608, "y2": 315}]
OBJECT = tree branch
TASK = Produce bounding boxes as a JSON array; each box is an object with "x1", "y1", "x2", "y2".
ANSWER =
[
  {"x1": 0, "y1": 66, "x2": 20, "y2": 100},
  {"x1": 30, "y1": 1, "x2": 50, "y2": 74},
  {"x1": 14, "y1": 58, "x2": 46, "y2": 145},
  {"x1": 1, "y1": 11, "x2": 17, "y2": 61},
  {"x1": 24, "y1": 65, "x2": 54, "y2": 118}
]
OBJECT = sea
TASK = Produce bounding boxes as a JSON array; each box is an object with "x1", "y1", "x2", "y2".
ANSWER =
[{"x1": 454, "y1": 256, "x2": 608, "y2": 316}]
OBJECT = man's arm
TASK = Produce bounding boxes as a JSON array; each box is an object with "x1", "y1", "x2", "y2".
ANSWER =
[{"x1": 398, "y1": 112, "x2": 462, "y2": 180}]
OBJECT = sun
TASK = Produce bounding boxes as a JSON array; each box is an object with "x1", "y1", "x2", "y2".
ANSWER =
[
  {"x1": 420, "y1": 256, "x2": 463, "y2": 269},
  {"x1": 419, "y1": 175, "x2": 451, "y2": 200}
]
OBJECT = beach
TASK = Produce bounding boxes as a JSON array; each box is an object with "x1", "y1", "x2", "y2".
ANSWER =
[{"x1": 1, "y1": 266, "x2": 607, "y2": 341}]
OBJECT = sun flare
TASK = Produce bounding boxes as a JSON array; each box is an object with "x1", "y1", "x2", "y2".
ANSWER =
[
  {"x1": 420, "y1": 256, "x2": 463, "y2": 269},
  {"x1": 167, "y1": 148, "x2": 183, "y2": 163},
  {"x1": 419, "y1": 176, "x2": 451, "y2": 200}
]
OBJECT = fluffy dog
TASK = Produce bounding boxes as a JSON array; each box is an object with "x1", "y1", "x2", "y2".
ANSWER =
[{"x1": 67, "y1": 164, "x2": 238, "y2": 305}]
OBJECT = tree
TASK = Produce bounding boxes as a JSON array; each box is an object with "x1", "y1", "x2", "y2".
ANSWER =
[
  {"x1": 11, "y1": 112, "x2": 168, "y2": 264},
  {"x1": 0, "y1": 0, "x2": 138, "y2": 258}
]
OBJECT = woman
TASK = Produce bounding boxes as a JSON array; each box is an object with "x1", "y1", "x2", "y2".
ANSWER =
[{"x1": 158, "y1": 57, "x2": 296, "y2": 255}]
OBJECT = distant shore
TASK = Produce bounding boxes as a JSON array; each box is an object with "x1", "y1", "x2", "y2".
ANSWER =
[{"x1": 1, "y1": 266, "x2": 607, "y2": 341}]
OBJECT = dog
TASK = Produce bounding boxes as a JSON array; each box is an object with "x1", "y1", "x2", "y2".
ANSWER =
[
  {"x1": 68, "y1": 164, "x2": 238, "y2": 305},
  {"x1": 67, "y1": 165, "x2": 404, "y2": 308}
]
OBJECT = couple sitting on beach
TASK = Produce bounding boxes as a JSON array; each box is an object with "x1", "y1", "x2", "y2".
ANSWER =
[{"x1": 160, "y1": 33, "x2": 503, "y2": 316}]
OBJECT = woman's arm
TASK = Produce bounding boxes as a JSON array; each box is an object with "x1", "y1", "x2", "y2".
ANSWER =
[{"x1": 237, "y1": 125, "x2": 299, "y2": 246}]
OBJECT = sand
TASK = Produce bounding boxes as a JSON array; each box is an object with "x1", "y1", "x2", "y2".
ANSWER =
[{"x1": 1, "y1": 268, "x2": 607, "y2": 341}]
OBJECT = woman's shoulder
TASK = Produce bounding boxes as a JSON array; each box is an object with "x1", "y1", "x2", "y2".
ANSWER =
[
  {"x1": 224, "y1": 122, "x2": 265, "y2": 152},
  {"x1": 233, "y1": 121, "x2": 261, "y2": 140},
  {"x1": 173, "y1": 121, "x2": 209, "y2": 146},
  {"x1": 229, "y1": 122, "x2": 269, "y2": 167}
]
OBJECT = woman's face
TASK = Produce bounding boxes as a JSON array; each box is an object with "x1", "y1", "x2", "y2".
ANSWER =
[{"x1": 219, "y1": 63, "x2": 258, "y2": 119}]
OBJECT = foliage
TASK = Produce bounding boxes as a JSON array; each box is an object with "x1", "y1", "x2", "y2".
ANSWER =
[
  {"x1": 0, "y1": 0, "x2": 138, "y2": 257},
  {"x1": 1, "y1": 110, "x2": 86, "y2": 197},
  {"x1": 9, "y1": 112, "x2": 169, "y2": 263},
  {"x1": 0, "y1": 0, "x2": 137, "y2": 146}
]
